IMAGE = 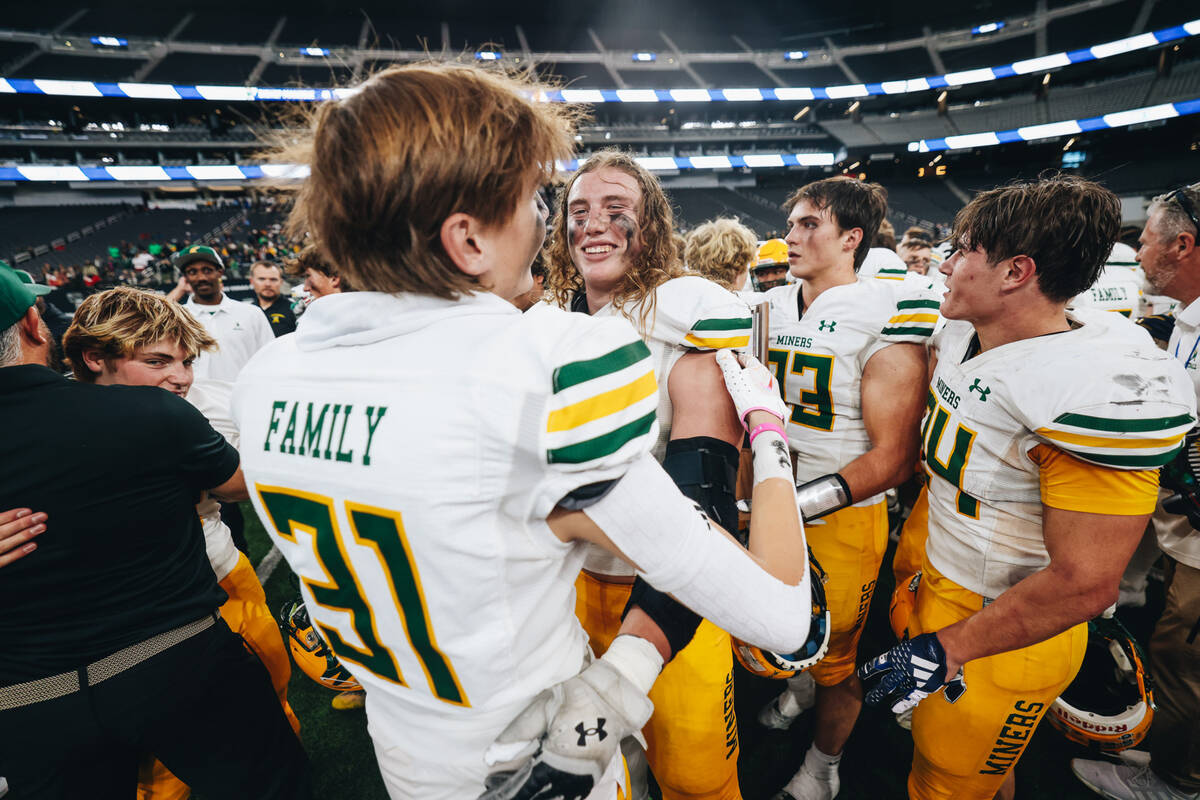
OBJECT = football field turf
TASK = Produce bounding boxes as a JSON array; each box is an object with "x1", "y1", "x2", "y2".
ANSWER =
[{"x1": 237, "y1": 504, "x2": 1163, "y2": 800}]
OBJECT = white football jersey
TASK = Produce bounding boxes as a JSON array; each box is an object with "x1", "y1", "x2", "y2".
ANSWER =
[
  {"x1": 558, "y1": 275, "x2": 751, "y2": 576},
  {"x1": 764, "y1": 278, "x2": 942, "y2": 503},
  {"x1": 1069, "y1": 266, "x2": 1142, "y2": 317},
  {"x1": 233, "y1": 290, "x2": 658, "y2": 790},
  {"x1": 923, "y1": 312, "x2": 1195, "y2": 600},
  {"x1": 858, "y1": 247, "x2": 908, "y2": 282}
]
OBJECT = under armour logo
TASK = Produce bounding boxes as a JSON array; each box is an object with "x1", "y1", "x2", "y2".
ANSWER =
[
  {"x1": 819, "y1": 320, "x2": 837, "y2": 332},
  {"x1": 968, "y1": 378, "x2": 990, "y2": 402},
  {"x1": 575, "y1": 718, "x2": 608, "y2": 746}
]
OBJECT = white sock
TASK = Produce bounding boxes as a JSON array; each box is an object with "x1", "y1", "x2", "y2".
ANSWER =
[{"x1": 804, "y1": 743, "x2": 841, "y2": 780}]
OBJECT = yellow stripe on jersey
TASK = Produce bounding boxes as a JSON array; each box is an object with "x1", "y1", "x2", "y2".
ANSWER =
[
  {"x1": 1028, "y1": 443, "x2": 1159, "y2": 515},
  {"x1": 886, "y1": 313, "x2": 939, "y2": 325},
  {"x1": 1035, "y1": 427, "x2": 1186, "y2": 451},
  {"x1": 546, "y1": 370, "x2": 657, "y2": 433},
  {"x1": 684, "y1": 332, "x2": 752, "y2": 349}
]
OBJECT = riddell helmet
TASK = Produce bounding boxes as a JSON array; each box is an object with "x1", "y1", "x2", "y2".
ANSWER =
[
  {"x1": 733, "y1": 548, "x2": 832, "y2": 679},
  {"x1": 1048, "y1": 616, "x2": 1155, "y2": 753},
  {"x1": 889, "y1": 570, "x2": 921, "y2": 642},
  {"x1": 280, "y1": 597, "x2": 362, "y2": 693},
  {"x1": 751, "y1": 239, "x2": 790, "y2": 292}
]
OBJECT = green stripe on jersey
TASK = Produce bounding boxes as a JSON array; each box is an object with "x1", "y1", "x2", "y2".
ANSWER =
[
  {"x1": 897, "y1": 299, "x2": 941, "y2": 310},
  {"x1": 881, "y1": 325, "x2": 934, "y2": 336},
  {"x1": 692, "y1": 316, "x2": 753, "y2": 332},
  {"x1": 878, "y1": 268, "x2": 906, "y2": 275},
  {"x1": 1053, "y1": 412, "x2": 1194, "y2": 433},
  {"x1": 547, "y1": 410, "x2": 657, "y2": 464},
  {"x1": 553, "y1": 340, "x2": 651, "y2": 394},
  {"x1": 1067, "y1": 446, "x2": 1183, "y2": 469}
]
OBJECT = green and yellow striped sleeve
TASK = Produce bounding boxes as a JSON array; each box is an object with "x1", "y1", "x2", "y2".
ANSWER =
[
  {"x1": 1036, "y1": 410, "x2": 1195, "y2": 469},
  {"x1": 683, "y1": 315, "x2": 752, "y2": 350},
  {"x1": 880, "y1": 295, "x2": 941, "y2": 341},
  {"x1": 545, "y1": 338, "x2": 659, "y2": 467}
]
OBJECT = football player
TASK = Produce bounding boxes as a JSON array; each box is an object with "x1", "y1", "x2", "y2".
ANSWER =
[
  {"x1": 684, "y1": 217, "x2": 759, "y2": 294},
  {"x1": 232, "y1": 64, "x2": 814, "y2": 800},
  {"x1": 758, "y1": 177, "x2": 939, "y2": 800},
  {"x1": 857, "y1": 176, "x2": 1195, "y2": 800},
  {"x1": 752, "y1": 239, "x2": 792, "y2": 293},
  {"x1": 544, "y1": 150, "x2": 760, "y2": 800},
  {"x1": 59, "y1": 286, "x2": 300, "y2": 800}
]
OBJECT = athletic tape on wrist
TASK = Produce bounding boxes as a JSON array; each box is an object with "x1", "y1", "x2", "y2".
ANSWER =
[
  {"x1": 751, "y1": 430, "x2": 794, "y2": 485},
  {"x1": 601, "y1": 634, "x2": 664, "y2": 695}
]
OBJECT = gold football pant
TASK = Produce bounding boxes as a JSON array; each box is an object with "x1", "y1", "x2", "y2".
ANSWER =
[
  {"x1": 907, "y1": 558, "x2": 1087, "y2": 800},
  {"x1": 575, "y1": 572, "x2": 740, "y2": 800},
  {"x1": 890, "y1": 486, "x2": 930, "y2": 640},
  {"x1": 137, "y1": 553, "x2": 300, "y2": 800},
  {"x1": 806, "y1": 501, "x2": 889, "y2": 686}
]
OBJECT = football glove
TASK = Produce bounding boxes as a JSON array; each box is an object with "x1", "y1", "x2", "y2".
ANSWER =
[
  {"x1": 858, "y1": 632, "x2": 966, "y2": 714},
  {"x1": 479, "y1": 651, "x2": 654, "y2": 800},
  {"x1": 716, "y1": 349, "x2": 788, "y2": 429}
]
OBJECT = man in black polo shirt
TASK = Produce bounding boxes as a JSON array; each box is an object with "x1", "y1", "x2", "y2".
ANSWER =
[
  {"x1": 0, "y1": 266, "x2": 310, "y2": 800},
  {"x1": 250, "y1": 260, "x2": 297, "y2": 337}
]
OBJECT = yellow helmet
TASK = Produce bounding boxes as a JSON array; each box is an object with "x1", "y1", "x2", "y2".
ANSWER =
[
  {"x1": 751, "y1": 239, "x2": 790, "y2": 292},
  {"x1": 279, "y1": 597, "x2": 362, "y2": 693},
  {"x1": 732, "y1": 548, "x2": 831, "y2": 679}
]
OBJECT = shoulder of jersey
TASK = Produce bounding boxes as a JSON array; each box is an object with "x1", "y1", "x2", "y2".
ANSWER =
[
  {"x1": 762, "y1": 282, "x2": 800, "y2": 317},
  {"x1": 522, "y1": 306, "x2": 660, "y2": 472},
  {"x1": 862, "y1": 247, "x2": 907, "y2": 282},
  {"x1": 1006, "y1": 321, "x2": 1195, "y2": 470},
  {"x1": 879, "y1": 278, "x2": 941, "y2": 343},
  {"x1": 649, "y1": 275, "x2": 752, "y2": 350}
]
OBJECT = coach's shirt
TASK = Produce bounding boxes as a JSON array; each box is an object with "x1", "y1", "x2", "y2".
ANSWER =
[
  {"x1": 186, "y1": 292, "x2": 274, "y2": 384},
  {"x1": 0, "y1": 366, "x2": 237, "y2": 683},
  {"x1": 258, "y1": 296, "x2": 297, "y2": 338},
  {"x1": 1164, "y1": 297, "x2": 1200, "y2": 569}
]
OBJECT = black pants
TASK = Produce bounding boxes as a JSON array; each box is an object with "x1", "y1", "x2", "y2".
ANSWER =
[
  {"x1": 0, "y1": 617, "x2": 311, "y2": 800},
  {"x1": 219, "y1": 500, "x2": 248, "y2": 555}
]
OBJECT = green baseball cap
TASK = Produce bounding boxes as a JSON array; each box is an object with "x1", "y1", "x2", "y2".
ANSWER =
[
  {"x1": 12, "y1": 268, "x2": 52, "y2": 297},
  {"x1": 0, "y1": 266, "x2": 37, "y2": 330},
  {"x1": 172, "y1": 244, "x2": 225, "y2": 271}
]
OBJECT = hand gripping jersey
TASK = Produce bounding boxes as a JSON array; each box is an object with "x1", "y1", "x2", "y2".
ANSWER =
[
  {"x1": 763, "y1": 278, "x2": 942, "y2": 502},
  {"x1": 923, "y1": 311, "x2": 1196, "y2": 600},
  {"x1": 564, "y1": 275, "x2": 751, "y2": 578},
  {"x1": 232, "y1": 291, "x2": 658, "y2": 792}
]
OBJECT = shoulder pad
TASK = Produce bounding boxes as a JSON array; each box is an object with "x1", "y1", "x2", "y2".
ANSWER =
[
  {"x1": 879, "y1": 279, "x2": 941, "y2": 344},
  {"x1": 647, "y1": 276, "x2": 752, "y2": 350}
]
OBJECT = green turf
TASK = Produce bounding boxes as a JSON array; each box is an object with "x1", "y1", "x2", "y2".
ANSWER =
[{"x1": 241, "y1": 501, "x2": 1162, "y2": 799}]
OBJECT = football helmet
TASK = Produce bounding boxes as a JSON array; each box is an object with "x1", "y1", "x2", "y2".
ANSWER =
[
  {"x1": 751, "y1": 239, "x2": 789, "y2": 292},
  {"x1": 1048, "y1": 615, "x2": 1155, "y2": 753},
  {"x1": 279, "y1": 597, "x2": 362, "y2": 693},
  {"x1": 732, "y1": 548, "x2": 831, "y2": 679},
  {"x1": 889, "y1": 570, "x2": 921, "y2": 642}
]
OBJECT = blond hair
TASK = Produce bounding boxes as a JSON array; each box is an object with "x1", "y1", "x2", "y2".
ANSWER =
[
  {"x1": 63, "y1": 287, "x2": 217, "y2": 382},
  {"x1": 684, "y1": 218, "x2": 758, "y2": 290},
  {"x1": 545, "y1": 149, "x2": 683, "y2": 329},
  {"x1": 281, "y1": 63, "x2": 579, "y2": 298}
]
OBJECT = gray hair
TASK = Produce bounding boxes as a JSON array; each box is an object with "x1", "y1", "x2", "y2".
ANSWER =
[
  {"x1": 0, "y1": 321, "x2": 21, "y2": 368},
  {"x1": 1149, "y1": 183, "x2": 1200, "y2": 241}
]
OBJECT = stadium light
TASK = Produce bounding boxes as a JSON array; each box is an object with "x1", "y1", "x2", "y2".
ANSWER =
[
  {"x1": 784, "y1": 51, "x2": 808, "y2": 61},
  {"x1": 300, "y1": 47, "x2": 330, "y2": 57},
  {"x1": 474, "y1": 51, "x2": 503, "y2": 61},
  {"x1": 971, "y1": 22, "x2": 1006, "y2": 35},
  {"x1": 632, "y1": 52, "x2": 657, "y2": 62},
  {"x1": 90, "y1": 36, "x2": 128, "y2": 48}
]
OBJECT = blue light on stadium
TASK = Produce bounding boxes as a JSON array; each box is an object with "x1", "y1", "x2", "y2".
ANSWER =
[
  {"x1": 1061, "y1": 150, "x2": 1087, "y2": 167},
  {"x1": 784, "y1": 51, "x2": 808, "y2": 61},
  {"x1": 632, "y1": 52, "x2": 657, "y2": 62},
  {"x1": 474, "y1": 51, "x2": 503, "y2": 61},
  {"x1": 90, "y1": 36, "x2": 128, "y2": 48},
  {"x1": 300, "y1": 47, "x2": 330, "y2": 57},
  {"x1": 971, "y1": 22, "x2": 1006, "y2": 35}
]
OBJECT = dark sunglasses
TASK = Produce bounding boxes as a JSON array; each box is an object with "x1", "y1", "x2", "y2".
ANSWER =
[{"x1": 1166, "y1": 187, "x2": 1200, "y2": 234}]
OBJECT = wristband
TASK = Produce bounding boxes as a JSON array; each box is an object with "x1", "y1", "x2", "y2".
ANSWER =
[
  {"x1": 749, "y1": 422, "x2": 786, "y2": 445},
  {"x1": 795, "y1": 473, "x2": 853, "y2": 521}
]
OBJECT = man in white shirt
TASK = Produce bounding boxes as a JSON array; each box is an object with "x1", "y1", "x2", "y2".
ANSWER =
[
  {"x1": 1072, "y1": 182, "x2": 1200, "y2": 800},
  {"x1": 173, "y1": 245, "x2": 274, "y2": 385}
]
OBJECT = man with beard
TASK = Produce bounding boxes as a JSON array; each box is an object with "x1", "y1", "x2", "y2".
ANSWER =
[{"x1": 250, "y1": 261, "x2": 297, "y2": 337}]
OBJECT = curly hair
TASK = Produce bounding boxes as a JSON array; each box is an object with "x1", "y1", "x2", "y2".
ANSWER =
[
  {"x1": 684, "y1": 218, "x2": 758, "y2": 290},
  {"x1": 545, "y1": 149, "x2": 682, "y2": 330}
]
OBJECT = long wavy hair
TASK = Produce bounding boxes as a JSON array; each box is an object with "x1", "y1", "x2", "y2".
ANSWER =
[{"x1": 545, "y1": 150, "x2": 682, "y2": 332}]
